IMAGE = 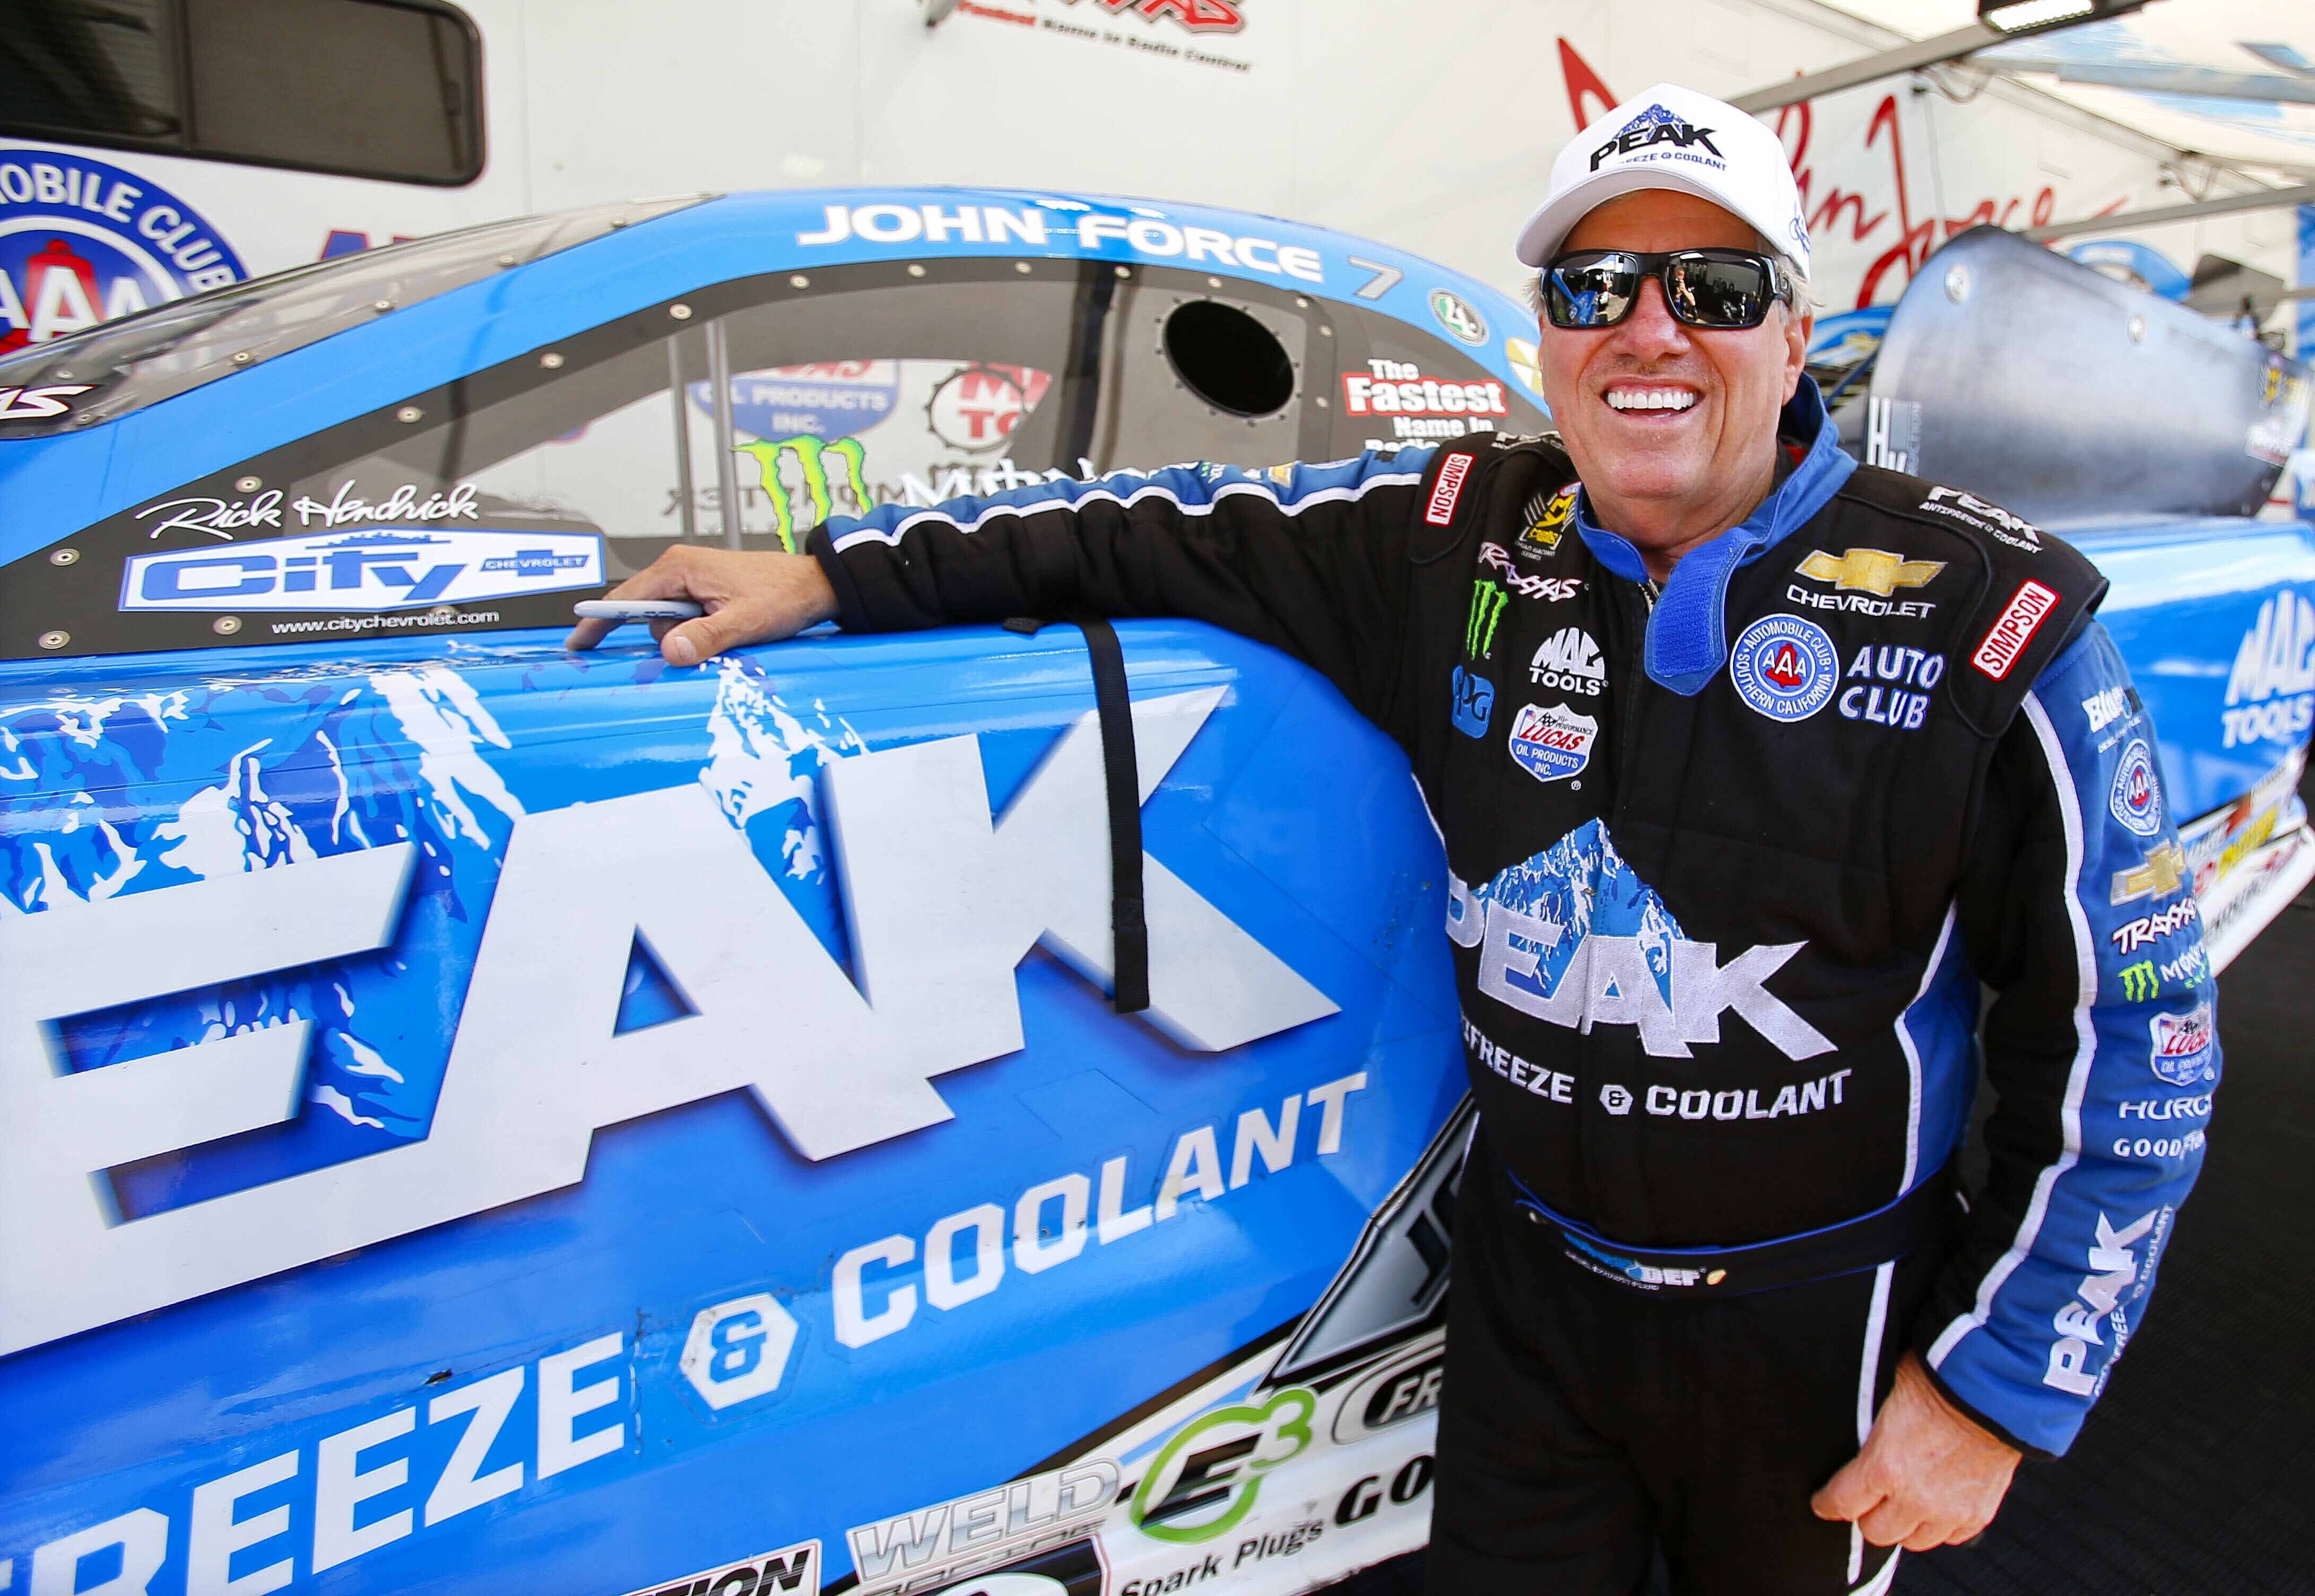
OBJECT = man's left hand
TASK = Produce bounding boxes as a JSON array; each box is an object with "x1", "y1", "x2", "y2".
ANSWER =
[{"x1": 1810, "y1": 1351, "x2": 2022, "y2": 1551}]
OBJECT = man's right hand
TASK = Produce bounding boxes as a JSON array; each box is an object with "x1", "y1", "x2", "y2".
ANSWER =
[{"x1": 563, "y1": 545, "x2": 840, "y2": 665}]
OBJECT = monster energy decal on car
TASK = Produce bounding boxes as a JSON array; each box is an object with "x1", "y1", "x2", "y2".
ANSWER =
[{"x1": 735, "y1": 435, "x2": 875, "y2": 552}]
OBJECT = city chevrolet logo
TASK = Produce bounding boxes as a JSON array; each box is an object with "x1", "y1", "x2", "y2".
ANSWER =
[
  {"x1": 1794, "y1": 548, "x2": 1944, "y2": 598},
  {"x1": 2112, "y1": 840, "x2": 2189, "y2": 905}
]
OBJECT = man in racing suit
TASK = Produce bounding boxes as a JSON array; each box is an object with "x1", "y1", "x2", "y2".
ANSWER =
[{"x1": 569, "y1": 85, "x2": 2216, "y2": 1596}]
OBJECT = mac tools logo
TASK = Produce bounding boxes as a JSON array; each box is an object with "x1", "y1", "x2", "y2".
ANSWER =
[
  {"x1": 119, "y1": 528, "x2": 606, "y2": 612},
  {"x1": 0, "y1": 688, "x2": 1337, "y2": 1354},
  {"x1": 1528, "y1": 626, "x2": 1605, "y2": 695},
  {"x1": 1, "y1": 150, "x2": 246, "y2": 351},
  {"x1": 1445, "y1": 817, "x2": 1833, "y2": 1061},
  {"x1": 1591, "y1": 104, "x2": 1726, "y2": 172}
]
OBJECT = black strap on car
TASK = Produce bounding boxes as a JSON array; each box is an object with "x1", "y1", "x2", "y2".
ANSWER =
[{"x1": 1003, "y1": 613, "x2": 1149, "y2": 1013}]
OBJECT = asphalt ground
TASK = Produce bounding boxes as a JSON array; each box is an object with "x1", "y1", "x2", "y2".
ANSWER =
[{"x1": 1332, "y1": 770, "x2": 2315, "y2": 1596}]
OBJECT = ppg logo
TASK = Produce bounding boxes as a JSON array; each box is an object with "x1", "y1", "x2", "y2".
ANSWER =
[
  {"x1": 118, "y1": 527, "x2": 606, "y2": 612},
  {"x1": 1451, "y1": 666, "x2": 1494, "y2": 737}
]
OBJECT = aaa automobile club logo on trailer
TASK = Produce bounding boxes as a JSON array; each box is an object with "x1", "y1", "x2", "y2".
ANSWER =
[{"x1": 0, "y1": 149, "x2": 246, "y2": 350}]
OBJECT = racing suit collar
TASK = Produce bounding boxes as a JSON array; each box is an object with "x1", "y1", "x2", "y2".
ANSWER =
[{"x1": 1572, "y1": 375, "x2": 1857, "y2": 696}]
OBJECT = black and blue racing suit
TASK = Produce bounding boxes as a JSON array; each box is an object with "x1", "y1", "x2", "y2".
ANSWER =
[{"x1": 810, "y1": 378, "x2": 2216, "y2": 1591}]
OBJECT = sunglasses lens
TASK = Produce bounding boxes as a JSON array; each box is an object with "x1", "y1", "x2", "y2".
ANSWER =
[
  {"x1": 1547, "y1": 255, "x2": 1640, "y2": 329},
  {"x1": 1667, "y1": 255, "x2": 1773, "y2": 328}
]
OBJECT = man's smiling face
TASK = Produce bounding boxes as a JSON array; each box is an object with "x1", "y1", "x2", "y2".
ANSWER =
[{"x1": 1536, "y1": 189, "x2": 1810, "y2": 537}]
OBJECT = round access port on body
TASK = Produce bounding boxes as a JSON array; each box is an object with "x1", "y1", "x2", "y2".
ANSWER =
[{"x1": 1163, "y1": 300, "x2": 1295, "y2": 418}]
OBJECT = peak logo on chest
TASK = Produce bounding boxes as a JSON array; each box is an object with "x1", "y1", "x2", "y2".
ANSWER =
[{"x1": 1446, "y1": 819, "x2": 1833, "y2": 1062}]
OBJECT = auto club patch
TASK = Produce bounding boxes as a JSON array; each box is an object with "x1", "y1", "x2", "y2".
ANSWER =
[
  {"x1": 1728, "y1": 613, "x2": 1840, "y2": 722},
  {"x1": 2111, "y1": 737, "x2": 2163, "y2": 837},
  {"x1": 1507, "y1": 701, "x2": 1597, "y2": 783}
]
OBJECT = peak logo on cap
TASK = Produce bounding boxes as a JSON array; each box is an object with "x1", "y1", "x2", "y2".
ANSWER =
[
  {"x1": 1591, "y1": 105, "x2": 1725, "y2": 172},
  {"x1": 1515, "y1": 82, "x2": 1810, "y2": 277}
]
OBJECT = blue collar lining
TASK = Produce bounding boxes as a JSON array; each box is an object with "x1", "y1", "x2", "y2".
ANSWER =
[{"x1": 1573, "y1": 376, "x2": 1857, "y2": 695}]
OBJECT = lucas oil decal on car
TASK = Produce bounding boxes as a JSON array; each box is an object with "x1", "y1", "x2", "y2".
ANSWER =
[
  {"x1": 0, "y1": 149, "x2": 246, "y2": 350},
  {"x1": 692, "y1": 361, "x2": 902, "y2": 443},
  {"x1": 0, "y1": 620, "x2": 1460, "y2": 1595}
]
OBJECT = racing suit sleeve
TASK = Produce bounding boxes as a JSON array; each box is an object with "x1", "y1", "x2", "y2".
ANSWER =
[
  {"x1": 1919, "y1": 619, "x2": 2217, "y2": 1457},
  {"x1": 808, "y1": 449, "x2": 1438, "y2": 741}
]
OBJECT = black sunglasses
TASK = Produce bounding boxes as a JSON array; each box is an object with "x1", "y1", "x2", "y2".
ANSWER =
[{"x1": 1541, "y1": 248, "x2": 1792, "y2": 331}]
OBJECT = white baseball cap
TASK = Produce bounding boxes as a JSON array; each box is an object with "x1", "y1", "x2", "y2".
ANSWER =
[{"x1": 1514, "y1": 82, "x2": 1811, "y2": 282}]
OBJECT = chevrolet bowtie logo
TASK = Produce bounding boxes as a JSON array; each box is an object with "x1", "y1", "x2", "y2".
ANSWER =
[
  {"x1": 2112, "y1": 840, "x2": 2189, "y2": 905},
  {"x1": 1795, "y1": 548, "x2": 1945, "y2": 597}
]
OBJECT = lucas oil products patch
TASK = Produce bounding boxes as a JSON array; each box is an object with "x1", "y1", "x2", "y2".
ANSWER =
[{"x1": 1506, "y1": 702, "x2": 1596, "y2": 784}]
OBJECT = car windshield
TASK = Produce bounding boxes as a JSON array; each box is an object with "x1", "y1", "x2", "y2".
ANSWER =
[{"x1": 0, "y1": 195, "x2": 709, "y2": 435}]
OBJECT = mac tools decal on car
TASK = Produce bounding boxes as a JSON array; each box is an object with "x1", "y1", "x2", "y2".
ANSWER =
[
  {"x1": 2220, "y1": 591, "x2": 2315, "y2": 751},
  {"x1": 0, "y1": 148, "x2": 247, "y2": 350},
  {"x1": 118, "y1": 528, "x2": 608, "y2": 612}
]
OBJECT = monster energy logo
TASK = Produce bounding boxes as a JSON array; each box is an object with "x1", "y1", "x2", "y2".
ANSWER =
[
  {"x1": 734, "y1": 435, "x2": 874, "y2": 552},
  {"x1": 2118, "y1": 960, "x2": 2159, "y2": 1002},
  {"x1": 1467, "y1": 581, "x2": 1508, "y2": 658}
]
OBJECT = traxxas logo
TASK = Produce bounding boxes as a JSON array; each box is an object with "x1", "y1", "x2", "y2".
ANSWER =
[{"x1": 1591, "y1": 104, "x2": 1724, "y2": 171}]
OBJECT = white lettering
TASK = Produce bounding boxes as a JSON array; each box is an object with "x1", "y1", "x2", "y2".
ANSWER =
[
  {"x1": 1014, "y1": 1172, "x2": 1091, "y2": 1273},
  {"x1": 313, "y1": 1408, "x2": 415, "y2": 1573},
  {"x1": 834, "y1": 1235, "x2": 917, "y2": 1347},
  {"x1": 1304, "y1": 1071, "x2": 1367, "y2": 1154},
  {"x1": 0, "y1": 692, "x2": 1336, "y2": 1355},
  {"x1": 1228, "y1": 1096, "x2": 1300, "y2": 1188},
  {"x1": 1097, "y1": 1153, "x2": 1154, "y2": 1244},
  {"x1": 1155, "y1": 1125, "x2": 1225, "y2": 1219},
  {"x1": 925, "y1": 1203, "x2": 1007, "y2": 1308},
  {"x1": 536, "y1": 1332, "x2": 625, "y2": 1479},
  {"x1": 187, "y1": 1451, "x2": 297, "y2": 1595},
  {"x1": 423, "y1": 1367, "x2": 524, "y2": 1526},
  {"x1": 31, "y1": 1509, "x2": 169, "y2": 1596}
]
